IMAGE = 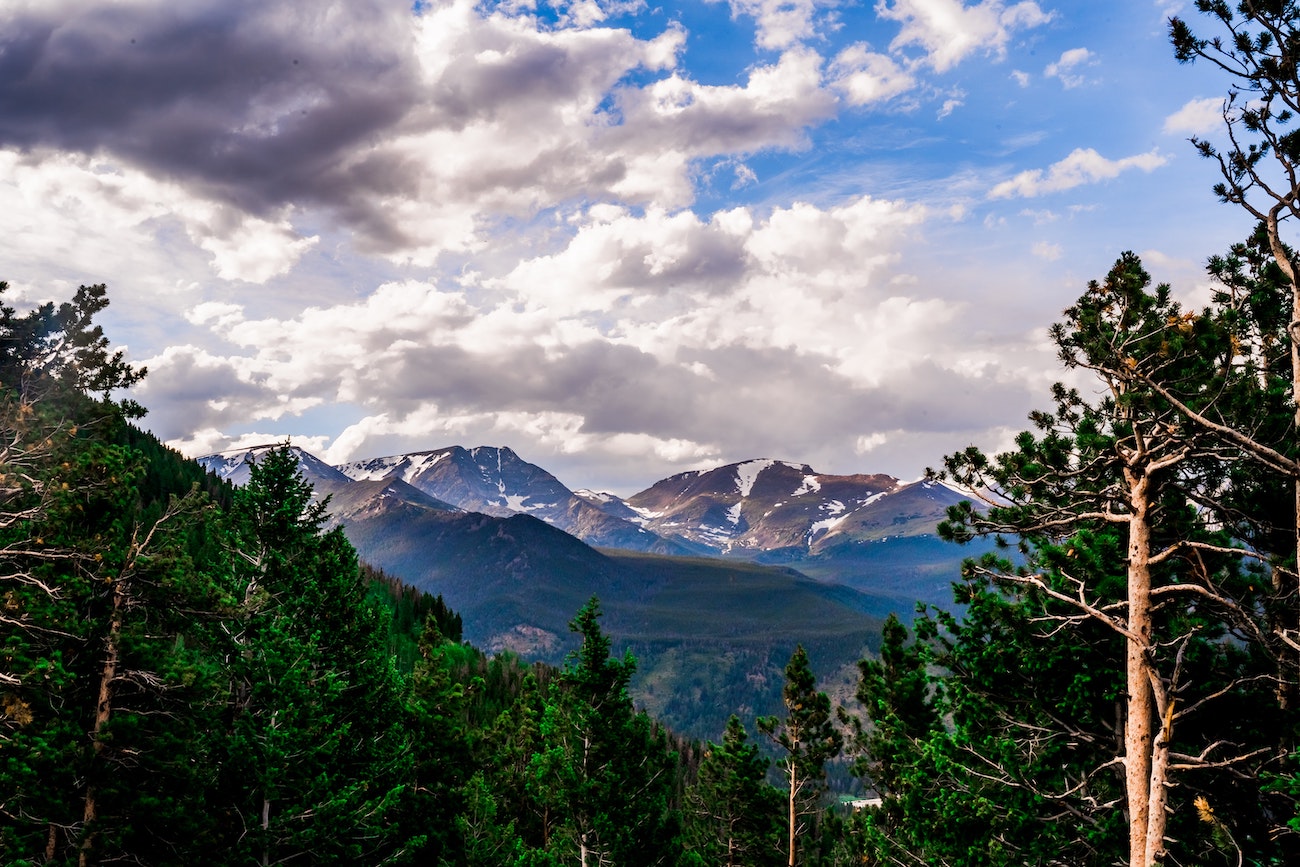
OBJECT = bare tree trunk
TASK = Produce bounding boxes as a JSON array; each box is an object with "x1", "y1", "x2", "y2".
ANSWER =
[
  {"x1": 1124, "y1": 468, "x2": 1164, "y2": 867},
  {"x1": 1263, "y1": 209, "x2": 1300, "y2": 711},
  {"x1": 78, "y1": 570, "x2": 126, "y2": 867},
  {"x1": 262, "y1": 796, "x2": 271, "y2": 867},
  {"x1": 1145, "y1": 700, "x2": 1175, "y2": 867},
  {"x1": 787, "y1": 766, "x2": 797, "y2": 867}
]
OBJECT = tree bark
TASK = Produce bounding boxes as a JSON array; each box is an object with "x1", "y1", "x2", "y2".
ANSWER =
[
  {"x1": 262, "y1": 796, "x2": 271, "y2": 867},
  {"x1": 1124, "y1": 467, "x2": 1167, "y2": 867},
  {"x1": 78, "y1": 569, "x2": 126, "y2": 867},
  {"x1": 1262, "y1": 209, "x2": 1300, "y2": 712},
  {"x1": 787, "y1": 760, "x2": 797, "y2": 867}
]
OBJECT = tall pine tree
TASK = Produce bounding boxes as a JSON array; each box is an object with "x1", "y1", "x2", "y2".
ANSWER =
[
  {"x1": 758, "y1": 645, "x2": 842, "y2": 867},
  {"x1": 214, "y1": 445, "x2": 417, "y2": 865}
]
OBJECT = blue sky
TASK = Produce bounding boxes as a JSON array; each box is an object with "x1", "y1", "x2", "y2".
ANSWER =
[{"x1": 0, "y1": 0, "x2": 1258, "y2": 494}]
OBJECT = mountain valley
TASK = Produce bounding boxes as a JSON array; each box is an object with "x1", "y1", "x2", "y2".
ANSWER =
[{"x1": 200, "y1": 443, "x2": 979, "y2": 737}]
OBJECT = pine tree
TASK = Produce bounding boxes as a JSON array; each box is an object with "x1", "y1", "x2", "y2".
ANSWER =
[
  {"x1": 758, "y1": 645, "x2": 842, "y2": 867},
  {"x1": 530, "y1": 597, "x2": 680, "y2": 867},
  {"x1": 214, "y1": 445, "x2": 417, "y2": 865},
  {"x1": 850, "y1": 614, "x2": 938, "y2": 803},
  {"x1": 403, "y1": 615, "x2": 473, "y2": 864},
  {"x1": 1170, "y1": 5, "x2": 1300, "y2": 592},
  {"x1": 0, "y1": 281, "x2": 229, "y2": 863},
  {"x1": 935, "y1": 251, "x2": 1297, "y2": 866},
  {"x1": 685, "y1": 715, "x2": 784, "y2": 867}
]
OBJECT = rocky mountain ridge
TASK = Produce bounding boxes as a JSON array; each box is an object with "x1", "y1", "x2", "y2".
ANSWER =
[
  {"x1": 202, "y1": 445, "x2": 969, "y2": 557},
  {"x1": 201, "y1": 444, "x2": 975, "y2": 580},
  {"x1": 196, "y1": 442, "x2": 911, "y2": 738}
]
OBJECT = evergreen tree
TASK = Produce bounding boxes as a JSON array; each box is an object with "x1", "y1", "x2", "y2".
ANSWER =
[
  {"x1": 471, "y1": 668, "x2": 551, "y2": 860},
  {"x1": 403, "y1": 615, "x2": 472, "y2": 865},
  {"x1": 757, "y1": 645, "x2": 841, "y2": 867},
  {"x1": 530, "y1": 597, "x2": 680, "y2": 867},
  {"x1": 685, "y1": 715, "x2": 784, "y2": 867},
  {"x1": 214, "y1": 445, "x2": 417, "y2": 865},
  {"x1": 1170, "y1": 4, "x2": 1300, "y2": 587},
  {"x1": 0, "y1": 281, "x2": 229, "y2": 864},
  {"x1": 849, "y1": 614, "x2": 938, "y2": 805},
  {"x1": 934, "y1": 251, "x2": 1297, "y2": 866}
]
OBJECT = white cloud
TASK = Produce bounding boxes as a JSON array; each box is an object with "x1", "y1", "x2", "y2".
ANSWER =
[
  {"x1": 714, "y1": 0, "x2": 830, "y2": 49},
  {"x1": 0, "y1": 149, "x2": 316, "y2": 288},
  {"x1": 187, "y1": 302, "x2": 246, "y2": 328},
  {"x1": 551, "y1": 0, "x2": 648, "y2": 27},
  {"x1": 185, "y1": 211, "x2": 319, "y2": 284},
  {"x1": 855, "y1": 432, "x2": 889, "y2": 453},
  {"x1": 4, "y1": 0, "x2": 1112, "y2": 488},
  {"x1": 1044, "y1": 47, "x2": 1094, "y2": 88},
  {"x1": 169, "y1": 428, "x2": 332, "y2": 459},
  {"x1": 137, "y1": 192, "x2": 1049, "y2": 482},
  {"x1": 1, "y1": 2, "x2": 853, "y2": 270},
  {"x1": 828, "y1": 44, "x2": 917, "y2": 106},
  {"x1": 1010, "y1": 69, "x2": 1029, "y2": 87},
  {"x1": 321, "y1": 406, "x2": 720, "y2": 468},
  {"x1": 1019, "y1": 208, "x2": 1057, "y2": 224},
  {"x1": 989, "y1": 148, "x2": 1169, "y2": 199},
  {"x1": 877, "y1": 0, "x2": 1054, "y2": 72},
  {"x1": 1163, "y1": 97, "x2": 1224, "y2": 136}
]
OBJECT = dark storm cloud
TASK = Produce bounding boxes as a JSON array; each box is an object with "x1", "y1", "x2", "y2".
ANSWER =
[
  {"x1": 135, "y1": 344, "x2": 269, "y2": 435},
  {"x1": 0, "y1": 2, "x2": 419, "y2": 223},
  {"x1": 350, "y1": 338, "x2": 709, "y2": 429},
  {"x1": 340, "y1": 331, "x2": 1036, "y2": 462}
]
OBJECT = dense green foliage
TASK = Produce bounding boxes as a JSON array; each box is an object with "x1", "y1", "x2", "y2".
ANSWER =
[
  {"x1": 838, "y1": 242, "x2": 1300, "y2": 867},
  {"x1": 685, "y1": 716, "x2": 784, "y2": 867},
  {"x1": 0, "y1": 288, "x2": 712, "y2": 864}
]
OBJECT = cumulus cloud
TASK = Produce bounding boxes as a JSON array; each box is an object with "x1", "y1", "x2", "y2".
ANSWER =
[
  {"x1": 988, "y1": 147, "x2": 1168, "y2": 199},
  {"x1": 713, "y1": 0, "x2": 835, "y2": 50},
  {"x1": 0, "y1": 0, "x2": 845, "y2": 269},
  {"x1": 1164, "y1": 97, "x2": 1224, "y2": 136},
  {"x1": 877, "y1": 0, "x2": 1053, "y2": 72},
  {"x1": 828, "y1": 44, "x2": 916, "y2": 106},
  {"x1": 1044, "y1": 47, "x2": 1094, "y2": 88},
  {"x1": 0, "y1": 1, "x2": 418, "y2": 225},
  {"x1": 4, "y1": 0, "x2": 1101, "y2": 490},
  {"x1": 149, "y1": 193, "x2": 1042, "y2": 485},
  {"x1": 0, "y1": 147, "x2": 316, "y2": 293}
]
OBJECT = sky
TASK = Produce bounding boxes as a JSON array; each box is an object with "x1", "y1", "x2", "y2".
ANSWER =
[{"x1": 0, "y1": 0, "x2": 1261, "y2": 495}]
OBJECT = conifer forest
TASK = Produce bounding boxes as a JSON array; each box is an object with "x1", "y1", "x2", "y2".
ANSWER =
[{"x1": 8, "y1": 4, "x2": 1300, "y2": 866}]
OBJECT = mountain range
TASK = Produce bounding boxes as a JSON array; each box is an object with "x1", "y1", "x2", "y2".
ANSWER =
[{"x1": 199, "y1": 443, "x2": 981, "y2": 738}]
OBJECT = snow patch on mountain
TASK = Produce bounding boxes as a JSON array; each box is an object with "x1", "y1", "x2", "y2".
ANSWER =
[
  {"x1": 807, "y1": 515, "x2": 845, "y2": 539},
  {"x1": 726, "y1": 502, "x2": 742, "y2": 526},
  {"x1": 627, "y1": 505, "x2": 663, "y2": 524},
  {"x1": 734, "y1": 460, "x2": 775, "y2": 497},
  {"x1": 400, "y1": 452, "x2": 446, "y2": 482},
  {"x1": 792, "y1": 475, "x2": 821, "y2": 496},
  {"x1": 342, "y1": 457, "x2": 398, "y2": 481},
  {"x1": 695, "y1": 522, "x2": 738, "y2": 548},
  {"x1": 340, "y1": 451, "x2": 447, "y2": 483},
  {"x1": 855, "y1": 491, "x2": 890, "y2": 509}
]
